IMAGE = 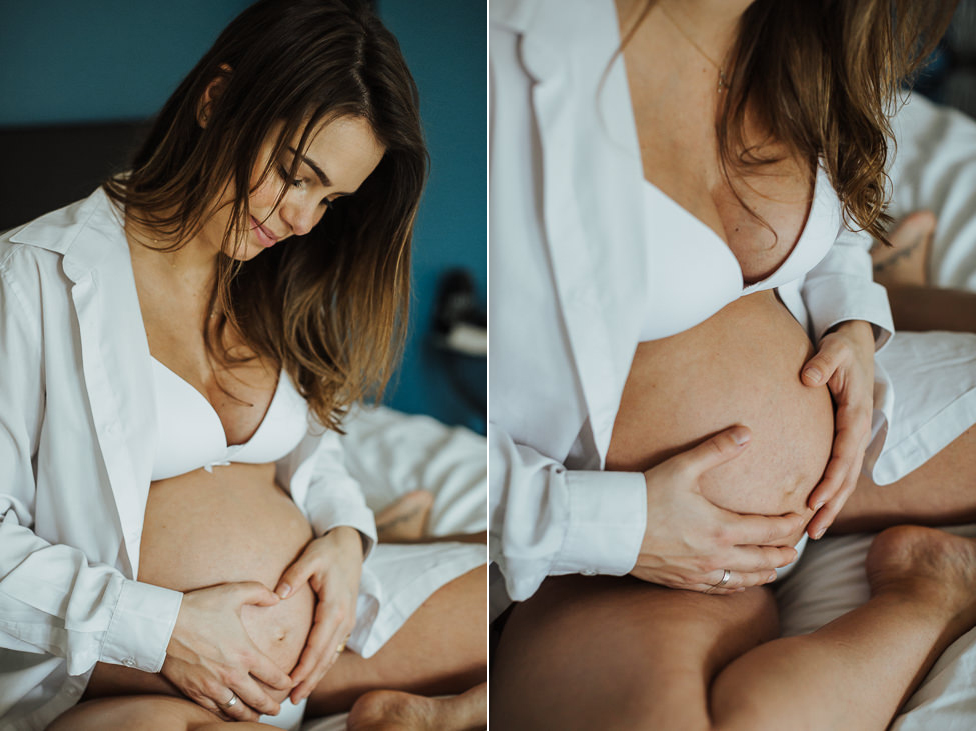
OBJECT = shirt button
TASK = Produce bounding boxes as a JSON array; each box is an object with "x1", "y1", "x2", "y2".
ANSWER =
[{"x1": 122, "y1": 657, "x2": 136, "y2": 667}]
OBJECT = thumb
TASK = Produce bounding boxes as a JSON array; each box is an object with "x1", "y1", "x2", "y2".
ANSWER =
[
  {"x1": 275, "y1": 556, "x2": 315, "y2": 600},
  {"x1": 676, "y1": 425, "x2": 751, "y2": 475},
  {"x1": 802, "y1": 341, "x2": 844, "y2": 386},
  {"x1": 234, "y1": 581, "x2": 281, "y2": 608}
]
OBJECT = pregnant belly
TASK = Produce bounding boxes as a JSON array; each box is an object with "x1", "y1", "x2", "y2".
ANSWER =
[
  {"x1": 84, "y1": 462, "x2": 315, "y2": 701},
  {"x1": 606, "y1": 290, "x2": 834, "y2": 538}
]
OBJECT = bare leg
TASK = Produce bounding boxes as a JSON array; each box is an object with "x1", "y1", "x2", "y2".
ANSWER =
[
  {"x1": 871, "y1": 210, "x2": 935, "y2": 289},
  {"x1": 347, "y1": 683, "x2": 487, "y2": 730},
  {"x1": 306, "y1": 564, "x2": 487, "y2": 728},
  {"x1": 885, "y1": 287, "x2": 976, "y2": 333},
  {"x1": 494, "y1": 527, "x2": 976, "y2": 730},
  {"x1": 47, "y1": 694, "x2": 280, "y2": 731},
  {"x1": 870, "y1": 210, "x2": 976, "y2": 332},
  {"x1": 835, "y1": 426, "x2": 976, "y2": 532},
  {"x1": 376, "y1": 490, "x2": 434, "y2": 542},
  {"x1": 52, "y1": 566, "x2": 486, "y2": 731},
  {"x1": 376, "y1": 490, "x2": 486, "y2": 545}
]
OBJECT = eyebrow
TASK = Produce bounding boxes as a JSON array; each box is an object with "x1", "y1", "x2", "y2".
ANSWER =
[{"x1": 287, "y1": 146, "x2": 352, "y2": 195}]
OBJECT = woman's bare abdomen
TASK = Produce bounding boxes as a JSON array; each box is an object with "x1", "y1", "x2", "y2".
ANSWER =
[
  {"x1": 84, "y1": 463, "x2": 314, "y2": 701},
  {"x1": 607, "y1": 291, "x2": 834, "y2": 539}
]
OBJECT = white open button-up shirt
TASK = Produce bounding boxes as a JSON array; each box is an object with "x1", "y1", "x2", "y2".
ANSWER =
[{"x1": 0, "y1": 188, "x2": 377, "y2": 730}]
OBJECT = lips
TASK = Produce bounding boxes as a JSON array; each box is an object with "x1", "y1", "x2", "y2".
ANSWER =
[{"x1": 250, "y1": 217, "x2": 280, "y2": 248}]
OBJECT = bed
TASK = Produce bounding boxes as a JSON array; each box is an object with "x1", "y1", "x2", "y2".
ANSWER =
[{"x1": 774, "y1": 91, "x2": 976, "y2": 729}]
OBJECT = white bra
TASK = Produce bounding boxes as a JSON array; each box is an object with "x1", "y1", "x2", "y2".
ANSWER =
[
  {"x1": 639, "y1": 165, "x2": 842, "y2": 341},
  {"x1": 150, "y1": 357, "x2": 309, "y2": 481}
]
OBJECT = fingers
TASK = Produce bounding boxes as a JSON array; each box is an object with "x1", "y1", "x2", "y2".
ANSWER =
[
  {"x1": 275, "y1": 556, "x2": 314, "y2": 600},
  {"x1": 807, "y1": 433, "x2": 869, "y2": 539},
  {"x1": 674, "y1": 425, "x2": 751, "y2": 475},
  {"x1": 289, "y1": 608, "x2": 350, "y2": 703},
  {"x1": 805, "y1": 400, "x2": 872, "y2": 534},
  {"x1": 233, "y1": 581, "x2": 282, "y2": 608},
  {"x1": 225, "y1": 673, "x2": 282, "y2": 720},
  {"x1": 714, "y1": 509, "x2": 805, "y2": 547},
  {"x1": 801, "y1": 339, "x2": 845, "y2": 387},
  {"x1": 701, "y1": 567, "x2": 781, "y2": 593},
  {"x1": 247, "y1": 643, "x2": 295, "y2": 692}
]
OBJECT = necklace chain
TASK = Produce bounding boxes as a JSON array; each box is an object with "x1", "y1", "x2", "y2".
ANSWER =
[{"x1": 660, "y1": 3, "x2": 729, "y2": 93}]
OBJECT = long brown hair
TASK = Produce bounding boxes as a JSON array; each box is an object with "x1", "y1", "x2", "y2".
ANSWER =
[
  {"x1": 105, "y1": 0, "x2": 427, "y2": 431},
  {"x1": 721, "y1": 0, "x2": 956, "y2": 242},
  {"x1": 622, "y1": 0, "x2": 957, "y2": 242}
]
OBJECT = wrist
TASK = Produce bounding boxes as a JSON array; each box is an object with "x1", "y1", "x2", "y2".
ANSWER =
[
  {"x1": 831, "y1": 319, "x2": 875, "y2": 348},
  {"x1": 325, "y1": 525, "x2": 366, "y2": 560}
]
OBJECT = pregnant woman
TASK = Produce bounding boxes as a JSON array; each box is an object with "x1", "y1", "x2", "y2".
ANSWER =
[
  {"x1": 0, "y1": 2, "x2": 485, "y2": 730},
  {"x1": 490, "y1": 0, "x2": 976, "y2": 727}
]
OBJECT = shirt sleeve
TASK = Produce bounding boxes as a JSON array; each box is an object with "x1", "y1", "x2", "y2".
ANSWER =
[
  {"x1": 0, "y1": 247, "x2": 182, "y2": 677},
  {"x1": 278, "y1": 426, "x2": 377, "y2": 560},
  {"x1": 800, "y1": 226, "x2": 895, "y2": 352},
  {"x1": 489, "y1": 424, "x2": 647, "y2": 602}
]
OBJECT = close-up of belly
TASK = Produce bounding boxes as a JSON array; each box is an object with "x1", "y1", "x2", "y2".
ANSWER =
[
  {"x1": 84, "y1": 462, "x2": 315, "y2": 701},
  {"x1": 607, "y1": 290, "x2": 834, "y2": 539}
]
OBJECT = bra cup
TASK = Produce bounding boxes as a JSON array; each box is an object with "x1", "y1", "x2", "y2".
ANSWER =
[{"x1": 150, "y1": 359, "x2": 309, "y2": 480}]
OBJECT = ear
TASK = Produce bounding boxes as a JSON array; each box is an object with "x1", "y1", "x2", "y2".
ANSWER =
[{"x1": 196, "y1": 64, "x2": 233, "y2": 129}]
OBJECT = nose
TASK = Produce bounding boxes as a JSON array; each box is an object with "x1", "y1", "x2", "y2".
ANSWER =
[{"x1": 280, "y1": 196, "x2": 323, "y2": 237}]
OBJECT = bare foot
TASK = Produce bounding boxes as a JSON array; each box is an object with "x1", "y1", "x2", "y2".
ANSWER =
[
  {"x1": 375, "y1": 490, "x2": 434, "y2": 543},
  {"x1": 866, "y1": 525, "x2": 976, "y2": 635},
  {"x1": 346, "y1": 685, "x2": 486, "y2": 731},
  {"x1": 871, "y1": 210, "x2": 936, "y2": 288}
]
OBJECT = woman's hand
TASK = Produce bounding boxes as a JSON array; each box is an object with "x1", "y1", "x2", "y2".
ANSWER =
[
  {"x1": 801, "y1": 319, "x2": 876, "y2": 540},
  {"x1": 275, "y1": 526, "x2": 364, "y2": 703},
  {"x1": 632, "y1": 425, "x2": 805, "y2": 594},
  {"x1": 161, "y1": 582, "x2": 294, "y2": 722}
]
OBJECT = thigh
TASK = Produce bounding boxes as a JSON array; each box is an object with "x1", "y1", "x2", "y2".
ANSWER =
[
  {"x1": 491, "y1": 575, "x2": 779, "y2": 731},
  {"x1": 306, "y1": 563, "x2": 487, "y2": 717},
  {"x1": 48, "y1": 695, "x2": 217, "y2": 731},
  {"x1": 837, "y1": 425, "x2": 976, "y2": 532}
]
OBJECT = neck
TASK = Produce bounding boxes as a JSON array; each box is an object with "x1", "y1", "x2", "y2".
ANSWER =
[
  {"x1": 617, "y1": 0, "x2": 750, "y2": 69},
  {"x1": 125, "y1": 212, "x2": 218, "y2": 292},
  {"x1": 660, "y1": 0, "x2": 750, "y2": 56}
]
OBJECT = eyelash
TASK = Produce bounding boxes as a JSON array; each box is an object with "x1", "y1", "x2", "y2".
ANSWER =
[{"x1": 276, "y1": 164, "x2": 334, "y2": 209}]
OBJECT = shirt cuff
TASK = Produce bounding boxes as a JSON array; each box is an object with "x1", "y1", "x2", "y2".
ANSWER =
[
  {"x1": 805, "y1": 275, "x2": 894, "y2": 352},
  {"x1": 550, "y1": 469, "x2": 646, "y2": 577},
  {"x1": 99, "y1": 579, "x2": 183, "y2": 673},
  {"x1": 305, "y1": 498, "x2": 377, "y2": 561}
]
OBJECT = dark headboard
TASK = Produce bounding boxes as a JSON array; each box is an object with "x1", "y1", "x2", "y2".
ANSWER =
[{"x1": 0, "y1": 121, "x2": 150, "y2": 232}]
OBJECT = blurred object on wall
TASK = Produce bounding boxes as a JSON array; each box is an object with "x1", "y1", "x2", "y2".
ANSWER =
[
  {"x1": 430, "y1": 268, "x2": 486, "y2": 428},
  {"x1": 433, "y1": 269, "x2": 487, "y2": 358}
]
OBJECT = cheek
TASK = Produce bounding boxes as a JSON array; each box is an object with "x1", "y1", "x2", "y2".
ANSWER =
[{"x1": 249, "y1": 177, "x2": 283, "y2": 212}]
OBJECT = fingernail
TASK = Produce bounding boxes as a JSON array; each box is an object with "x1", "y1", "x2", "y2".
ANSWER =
[
  {"x1": 732, "y1": 428, "x2": 750, "y2": 445},
  {"x1": 814, "y1": 501, "x2": 824, "y2": 512},
  {"x1": 815, "y1": 526, "x2": 826, "y2": 540},
  {"x1": 277, "y1": 584, "x2": 291, "y2": 599},
  {"x1": 767, "y1": 573, "x2": 778, "y2": 583},
  {"x1": 804, "y1": 368, "x2": 822, "y2": 383}
]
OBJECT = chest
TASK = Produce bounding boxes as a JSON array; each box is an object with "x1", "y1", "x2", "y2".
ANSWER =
[{"x1": 130, "y1": 260, "x2": 278, "y2": 447}]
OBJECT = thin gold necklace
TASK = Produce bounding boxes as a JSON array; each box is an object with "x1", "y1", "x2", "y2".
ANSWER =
[{"x1": 660, "y1": 3, "x2": 729, "y2": 93}]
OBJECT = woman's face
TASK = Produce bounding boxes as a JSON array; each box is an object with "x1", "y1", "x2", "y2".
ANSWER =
[{"x1": 202, "y1": 115, "x2": 386, "y2": 261}]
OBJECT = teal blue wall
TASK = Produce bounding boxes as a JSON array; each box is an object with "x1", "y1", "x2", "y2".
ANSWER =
[{"x1": 0, "y1": 1, "x2": 486, "y2": 431}]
